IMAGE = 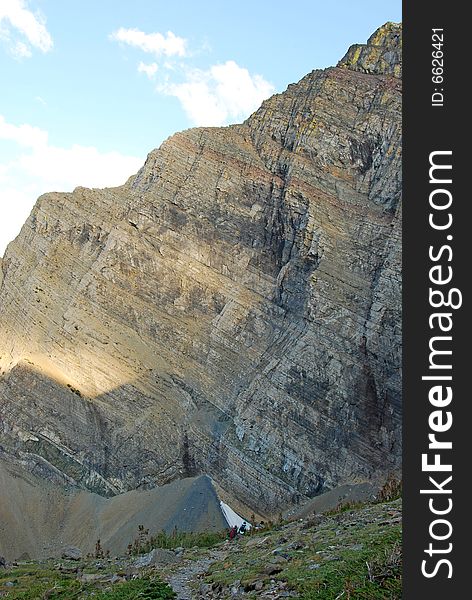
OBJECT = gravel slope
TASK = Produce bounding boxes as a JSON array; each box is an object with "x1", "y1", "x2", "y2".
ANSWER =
[{"x1": 0, "y1": 458, "x2": 227, "y2": 561}]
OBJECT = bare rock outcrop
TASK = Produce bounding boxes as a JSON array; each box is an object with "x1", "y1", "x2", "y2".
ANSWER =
[{"x1": 0, "y1": 23, "x2": 402, "y2": 514}]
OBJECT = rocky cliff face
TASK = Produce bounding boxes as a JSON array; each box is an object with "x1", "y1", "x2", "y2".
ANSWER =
[{"x1": 0, "y1": 24, "x2": 402, "y2": 515}]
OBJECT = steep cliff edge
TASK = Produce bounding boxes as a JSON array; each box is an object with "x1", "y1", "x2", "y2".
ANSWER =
[{"x1": 0, "y1": 23, "x2": 402, "y2": 515}]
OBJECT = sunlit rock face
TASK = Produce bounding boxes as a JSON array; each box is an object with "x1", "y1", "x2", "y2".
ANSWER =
[{"x1": 0, "y1": 23, "x2": 401, "y2": 514}]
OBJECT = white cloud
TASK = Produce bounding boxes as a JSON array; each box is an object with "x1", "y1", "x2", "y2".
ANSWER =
[
  {"x1": 0, "y1": 0, "x2": 53, "y2": 57},
  {"x1": 163, "y1": 79, "x2": 226, "y2": 127},
  {"x1": 0, "y1": 114, "x2": 48, "y2": 148},
  {"x1": 16, "y1": 143, "x2": 143, "y2": 189},
  {"x1": 0, "y1": 115, "x2": 143, "y2": 255},
  {"x1": 138, "y1": 61, "x2": 158, "y2": 79},
  {"x1": 162, "y1": 61, "x2": 275, "y2": 126},
  {"x1": 12, "y1": 39, "x2": 31, "y2": 57},
  {"x1": 110, "y1": 26, "x2": 274, "y2": 127},
  {"x1": 110, "y1": 27, "x2": 186, "y2": 58}
]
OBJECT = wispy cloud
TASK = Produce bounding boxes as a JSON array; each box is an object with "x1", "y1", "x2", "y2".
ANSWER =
[
  {"x1": 0, "y1": 0, "x2": 53, "y2": 58},
  {"x1": 137, "y1": 61, "x2": 158, "y2": 79},
  {"x1": 0, "y1": 114, "x2": 48, "y2": 147},
  {"x1": 0, "y1": 115, "x2": 143, "y2": 254},
  {"x1": 110, "y1": 28, "x2": 187, "y2": 58},
  {"x1": 110, "y1": 26, "x2": 274, "y2": 127},
  {"x1": 161, "y1": 61, "x2": 275, "y2": 126}
]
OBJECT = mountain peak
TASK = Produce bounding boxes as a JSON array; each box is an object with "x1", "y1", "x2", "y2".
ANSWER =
[{"x1": 338, "y1": 22, "x2": 402, "y2": 78}]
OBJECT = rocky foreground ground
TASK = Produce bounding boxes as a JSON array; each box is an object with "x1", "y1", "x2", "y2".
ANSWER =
[{"x1": 0, "y1": 497, "x2": 401, "y2": 599}]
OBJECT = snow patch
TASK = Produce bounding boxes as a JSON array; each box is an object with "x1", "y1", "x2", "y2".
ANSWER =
[{"x1": 220, "y1": 501, "x2": 251, "y2": 530}]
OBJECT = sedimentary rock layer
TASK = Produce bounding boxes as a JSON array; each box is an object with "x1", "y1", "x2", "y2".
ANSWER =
[{"x1": 0, "y1": 23, "x2": 402, "y2": 514}]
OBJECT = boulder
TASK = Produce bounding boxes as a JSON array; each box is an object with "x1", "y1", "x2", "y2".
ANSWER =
[
  {"x1": 133, "y1": 547, "x2": 181, "y2": 568},
  {"x1": 61, "y1": 546, "x2": 82, "y2": 561}
]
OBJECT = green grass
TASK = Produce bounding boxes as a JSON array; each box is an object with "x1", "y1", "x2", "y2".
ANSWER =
[
  {"x1": 0, "y1": 496, "x2": 402, "y2": 599},
  {"x1": 324, "y1": 500, "x2": 366, "y2": 516},
  {"x1": 283, "y1": 527, "x2": 401, "y2": 599},
  {"x1": 128, "y1": 528, "x2": 227, "y2": 554},
  {"x1": 204, "y1": 499, "x2": 402, "y2": 599},
  {"x1": 90, "y1": 578, "x2": 175, "y2": 599},
  {"x1": 0, "y1": 566, "x2": 175, "y2": 600}
]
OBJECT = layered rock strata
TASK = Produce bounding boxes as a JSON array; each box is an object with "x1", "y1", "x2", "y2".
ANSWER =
[{"x1": 0, "y1": 23, "x2": 402, "y2": 514}]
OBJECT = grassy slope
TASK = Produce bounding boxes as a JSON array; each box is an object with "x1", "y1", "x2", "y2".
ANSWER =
[
  {"x1": 200, "y1": 498, "x2": 402, "y2": 599},
  {"x1": 0, "y1": 498, "x2": 401, "y2": 599},
  {"x1": 0, "y1": 564, "x2": 175, "y2": 599}
]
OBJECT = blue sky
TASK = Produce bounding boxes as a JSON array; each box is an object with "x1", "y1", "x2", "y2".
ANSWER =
[{"x1": 0, "y1": 0, "x2": 401, "y2": 255}]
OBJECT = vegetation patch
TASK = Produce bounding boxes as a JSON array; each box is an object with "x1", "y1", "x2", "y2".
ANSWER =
[
  {"x1": 204, "y1": 498, "x2": 402, "y2": 599},
  {"x1": 127, "y1": 525, "x2": 227, "y2": 555},
  {"x1": 0, "y1": 496, "x2": 402, "y2": 599},
  {"x1": 0, "y1": 565, "x2": 175, "y2": 599}
]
